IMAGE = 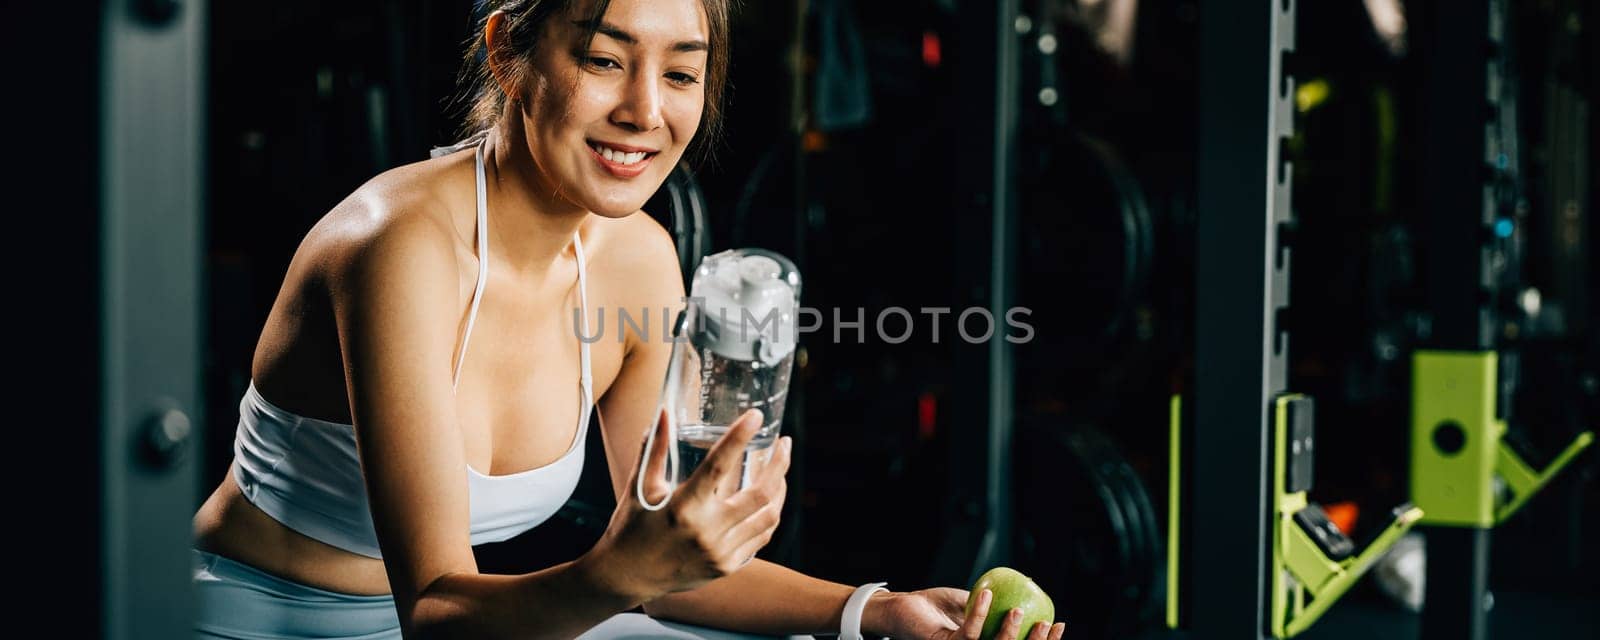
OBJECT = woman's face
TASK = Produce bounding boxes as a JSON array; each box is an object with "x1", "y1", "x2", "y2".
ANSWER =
[{"x1": 518, "y1": 0, "x2": 709, "y2": 218}]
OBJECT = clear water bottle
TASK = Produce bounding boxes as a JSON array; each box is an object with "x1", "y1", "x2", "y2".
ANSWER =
[{"x1": 637, "y1": 249, "x2": 800, "y2": 509}]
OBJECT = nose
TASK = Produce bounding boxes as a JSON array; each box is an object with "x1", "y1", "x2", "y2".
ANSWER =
[{"x1": 611, "y1": 68, "x2": 665, "y2": 133}]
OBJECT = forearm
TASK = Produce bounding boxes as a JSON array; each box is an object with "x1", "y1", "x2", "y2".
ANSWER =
[
  {"x1": 409, "y1": 552, "x2": 644, "y2": 640},
  {"x1": 642, "y1": 559, "x2": 883, "y2": 636}
]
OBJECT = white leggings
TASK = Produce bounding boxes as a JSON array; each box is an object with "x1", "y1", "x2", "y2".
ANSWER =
[
  {"x1": 193, "y1": 548, "x2": 400, "y2": 639},
  {"x1": 192, "y1": 548, "x2": 813, "y2": 640}
]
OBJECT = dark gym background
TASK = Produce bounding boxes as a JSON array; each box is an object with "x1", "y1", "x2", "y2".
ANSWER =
[{"x1": 21, "y1": 0, "x2": 1594, "y2": 638}]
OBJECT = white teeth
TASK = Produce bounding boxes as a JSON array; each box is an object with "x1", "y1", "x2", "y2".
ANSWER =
[{"x1": 592, "y1": 143, "x2": 649, "y2": 166}]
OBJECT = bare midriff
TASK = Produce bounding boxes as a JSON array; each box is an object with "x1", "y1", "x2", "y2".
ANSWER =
[{"x1": 192, "y1": 464, "x2": 395, "y2": 596}]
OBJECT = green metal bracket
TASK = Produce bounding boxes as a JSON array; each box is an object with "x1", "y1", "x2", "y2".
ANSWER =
[
  {"x1": 1166, "y1": 394, "x2": 1181, "y2": 630},
  {"x1": 1411, "y1": 350, "x2": 1595, "y2": 527},
  {"x1": 1493, "y1": 430, "x2": 1594, "y2": 522},
  {"x1": 1270, "y1": 394, "x2": 1424, "y2": 638}
]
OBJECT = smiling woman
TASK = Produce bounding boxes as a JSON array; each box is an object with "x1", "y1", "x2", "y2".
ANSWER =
[
  {"x1": 188, "y1": 1, "x2": 1060, "y2": 639},
  {"x1": 455, "y1": 0, "x2": 729, "y2": 217}
]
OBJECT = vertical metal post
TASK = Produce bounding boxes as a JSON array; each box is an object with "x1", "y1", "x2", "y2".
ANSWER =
[
  {"x1": 1419, "y1": 0, "x2": 1497, "y2": 352},
  {"x1": 101, "y1": 1, "x2": 206, "y2": 638},
  {"x1": 1423, "y1": 528, "x2": 1492, "y2": 640},
  {"x1": 1190, "y1": 0, "x2": 1295, "y2": 636},
  {"x1": 932, "y1": 0, "x2": 1020, "y2": 587},
  {"x1": 786, "y1": 0, "x2": 810, "y2": 570},
  {"x1": 1416, "y1": 1, "x2": 1499, "y2": 638}
]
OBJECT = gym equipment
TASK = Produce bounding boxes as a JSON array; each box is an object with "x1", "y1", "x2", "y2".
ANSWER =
[
  {"x1": 727, "y1": 139, "x2": 798, "y2": 251},
  {"x1": 927, "y1": 0, "x2": 1022, "y2": 590},
  {"x1": 1015, "y1": 421, "x2": 1161, "y2": 640},
  {"x1": 643, "y1": 164, "x2": 712, "y2": 284},
  {"x1": 1015, "y1": 0, "x2": 1155, "y2": 374},
  {"x1": 1167, "y1": 392, "x2": 1422, "y2": 638},
  {"x1": 1168, "y1": 0, "x2": 1299, "y2": 637},
  {"x1": 1413, "y1": 2, "x2": 1595, "y2": 638},
  {"x1": 1017, "y1": 130, "x2": 1155, "y2": 372},
  {"x1": 1165, "y1": 1, "x2": 1426, "y2": 635},
  {"x1": 1411, "y1": 352, "x2": 1593, "y2": 528},
  {"x1": 1268, "y1": 394, "x2": 1422, "y2": 637},
  {"x1": 1165, "y1": 396, "x2": 1182, "y2": 630},
  {"x1": 61, "y1": 2, "x2": 210, "y2": 638}
]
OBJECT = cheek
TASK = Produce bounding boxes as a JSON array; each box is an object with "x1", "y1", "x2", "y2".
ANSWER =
[
  {"x1": 568, "y1": 81, "x2": 619, "y2": 126},
  {"x1": 523, "y1": 76, "x2": 594, "y2": 136},
  {"x1": 665, "y1": 92, "x2": 705, "y2": 140},
  {"x1": 522, "y1": 80, "x2": 566, "y2": 135}
]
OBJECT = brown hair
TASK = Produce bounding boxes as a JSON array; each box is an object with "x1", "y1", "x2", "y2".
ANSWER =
[{"x1": 457, "y1": 0, "x2": 732, "y2": 166}]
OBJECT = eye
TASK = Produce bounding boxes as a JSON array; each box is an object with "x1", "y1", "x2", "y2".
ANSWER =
[
  {"x1": 666, "y1": 72, "x2": 701, "y2": 87},
  {"x1": 580, "y1": 54, "x2": 621, "y2": 71}
]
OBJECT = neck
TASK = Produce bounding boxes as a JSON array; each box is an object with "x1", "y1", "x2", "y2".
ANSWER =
[{"x1": 480, "y1": 123, "x2": 589, "y2": 279}]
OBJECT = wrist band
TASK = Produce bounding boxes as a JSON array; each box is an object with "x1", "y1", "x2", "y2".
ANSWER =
[{"x1": 840, "y1": 582, "x2": 888, "y2": 640}]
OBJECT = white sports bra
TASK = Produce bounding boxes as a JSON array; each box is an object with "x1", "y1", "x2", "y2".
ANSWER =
[{"x1": 232, "y1": 140, "x2": 594, "y2": 558}]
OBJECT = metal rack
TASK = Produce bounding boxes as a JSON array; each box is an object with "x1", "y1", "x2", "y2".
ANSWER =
[
  {"x1": 99, "y1": 1, "x2": 207, "y2": 639},
  {"x1": 1179, "y1": 0, "x2": 1299, "y2": 636},
  {"x1": 1412, "y1": 2, "x2": 1594, "y2": 639},
  {"x1": 930, "y1": 0, "x2": 1023, "y2": 588}
]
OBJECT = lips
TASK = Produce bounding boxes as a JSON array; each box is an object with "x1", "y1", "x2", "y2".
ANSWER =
[{"x1": 587, "y1": 140, "x2": 658, "y2": 179}]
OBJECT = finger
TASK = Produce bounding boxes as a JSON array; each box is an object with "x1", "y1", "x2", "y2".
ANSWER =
[
  {"x1": 722, "y1": 508, "x2": 780, "y2": 571},
  {"x1": 994, "y1": 609, "x2": 1024, "y2": 640},
  {"x1": 682, "y1": 409, "x2": 763, "y2": 499},
  {"x1": 753, "y1": 435, "x2": 792, "y2": 485},
  {"x1": 726, "y1": 432, "x2": 786, "y2": 495},
  {"x1": 721, "y1": 437, "x2": 791, "y2": 523},
  {"x1": 635, "y1": 407, "x2": 673, "y2": 503},
  {"x1": 734, "y1": 435, "x2": 792, "y2": 503},
  {"x1": 713, "y1": 447, "x2": 745, "y2": 498},
  {"x1": 960, "y1": 589, "x2": 992, "y2": 640},
  {"x1": 721, "y1": 480, "x2": 785, "y2": 547},
  {"x1": 1047, "y1": 622, "x2": 1065, "y2": 640},
  {"x1": 1026, "y1": 620, "x2": 1050, "y2": 640},
  {"x1": 708, "y1": 418, "x2": 766, "y2": 501}
]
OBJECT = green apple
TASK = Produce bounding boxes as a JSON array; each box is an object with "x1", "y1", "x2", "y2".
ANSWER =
[{"x1": 964, "y1": 567, "x2": 1055, "y2": 640}]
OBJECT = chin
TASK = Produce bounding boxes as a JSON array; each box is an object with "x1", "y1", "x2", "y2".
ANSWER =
[
  {"x1": 577, "y1": 181, "x2": 663, "y2": 218},
  {"x1": 589, "y1": 205, "x2": 643, "y2": 219},
  {"x1": 583, "y1": 196, "x2": 650, "y2": 219}
]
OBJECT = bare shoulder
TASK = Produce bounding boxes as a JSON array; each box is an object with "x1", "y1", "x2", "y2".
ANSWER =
[
  {"x1": 250, "y1": 153, "x2": 475, "y2": 403},
  {"x1": 589, "y1": 210, "x2": 684, "y2": 302},
  {"x1": 583, "y1": 211, "x2": 685, "y2": 360},
  {"x1": 298, "y1": 154, "x2": 476, "y2": 299}
]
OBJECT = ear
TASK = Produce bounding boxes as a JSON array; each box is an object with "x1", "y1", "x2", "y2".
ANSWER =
[{"x1": 483, "y1": 10, "x2": 519, "y2": 100}]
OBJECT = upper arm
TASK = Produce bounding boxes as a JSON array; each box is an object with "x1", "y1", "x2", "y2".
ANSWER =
[
  {"x1": 328, "y1": 208, "x2": 477, "y2": 621},
  {"x1": 596, "y1": 215, "x2": 688, "y2": 502}
]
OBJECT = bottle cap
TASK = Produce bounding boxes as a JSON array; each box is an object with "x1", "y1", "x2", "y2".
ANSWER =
[{"x1": 687, "y1": 249, "x2": 801, "y2": 365}]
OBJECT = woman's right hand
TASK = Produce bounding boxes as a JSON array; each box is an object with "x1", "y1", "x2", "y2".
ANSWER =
[
  {"x1": 586, "y1": 408, "x2": 792, "y2": 601},
  {"x1": 926, "y1": 589, "x2": 1065, "y2": 640}
]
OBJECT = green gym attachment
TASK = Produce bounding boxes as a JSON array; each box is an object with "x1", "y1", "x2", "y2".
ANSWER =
[
  {"x1": 1409, "y1": 350, "x2": 1594, "y2": 528},
  {"x1": 1269, "y1": 394, "x2": 1423, "y2": 638}
]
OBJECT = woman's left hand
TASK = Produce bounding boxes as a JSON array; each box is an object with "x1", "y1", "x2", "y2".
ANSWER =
[{"x1": 863, "y1": 587, "x2": 1066, "y2": 639}]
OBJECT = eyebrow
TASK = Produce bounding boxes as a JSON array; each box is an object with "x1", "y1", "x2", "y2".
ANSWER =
[{"x1": 572, "y1": 19, "x2": 709, "y2": 53}]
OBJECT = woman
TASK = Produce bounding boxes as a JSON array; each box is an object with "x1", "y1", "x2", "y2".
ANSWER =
[{"x1": 191, "y1": 1, "x2": 1067, "y2": 638}]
